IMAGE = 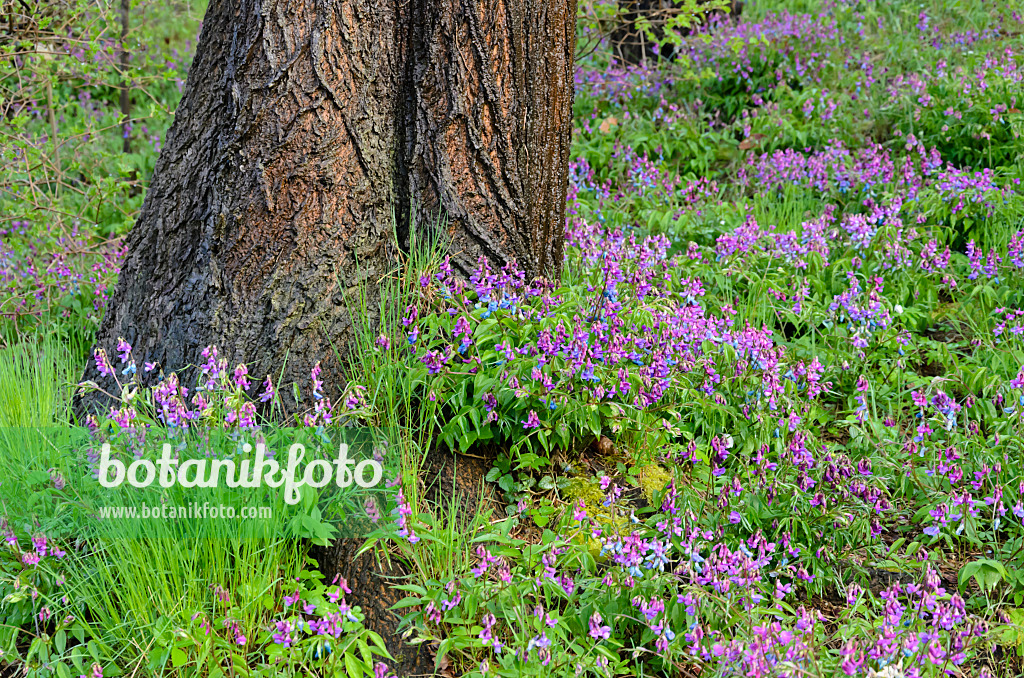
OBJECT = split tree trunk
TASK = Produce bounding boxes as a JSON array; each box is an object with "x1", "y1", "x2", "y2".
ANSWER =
[{"x1": 78, "y1": 0, "x2": 576, "y2": 415}]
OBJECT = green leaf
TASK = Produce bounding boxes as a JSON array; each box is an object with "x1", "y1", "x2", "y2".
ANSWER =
[
  {"x1": 344, "y1": 652, "x2": 363, "y2": 678},
  {"x1": 516, "y1": 452, "x2": 549, "y2": 470}
]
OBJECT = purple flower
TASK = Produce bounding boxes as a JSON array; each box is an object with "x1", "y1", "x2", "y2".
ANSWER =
[
  {"x1": 479, "y1": 612, "x2": 502, "y2": 651},
  {"x1": 93, "y1": 349, "x2": 114, "y2": 378},
  {"x1": 310, "y1": 362, "x2": 324, "y2": 400},
  {"x1": 527, "y1": 632, "x2": 551, "y2": 664},
  {"x1": 364, "y1": 497, "x2": 381, "y2": 523},
  {"x1": 472, "y1": 545, "x2": 499, "y2": 577},
  {"x1": 395, "y1": 488, "x2": 419, "y2": 543},
  {"x1": 110, "y1": 406, "x2": 137, "y2": 428},
  {"x1": 522, "y1": 410, "x2": 541, "y2": 429},
  {"x1": 233, "y1": 364, "x2": 250, "y2": 390},
  {"x1": 272, "y1": 620, "x2": 296, "y2": 647},
  {"x1": 259, "y1": 376, "x2": 275, "y2": 403},
  {"x1": 588, "y1": 611, "x2": 611, "y2": 640},
  {"x1": 116, "y1": 338, "x2": 132, "y2": 364}
]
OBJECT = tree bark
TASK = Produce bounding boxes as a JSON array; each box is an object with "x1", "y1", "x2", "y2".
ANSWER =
[
  {"x1": 399, "y1": 0, "x2": 573, "y2": 280},
  {"x1": 76, "y1": 0, "x2": 576, "y2": 416}
]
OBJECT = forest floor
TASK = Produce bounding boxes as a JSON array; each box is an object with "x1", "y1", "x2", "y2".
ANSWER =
[{"x1": 2, "y1": 0, "x2": 1024, "y2": 677}]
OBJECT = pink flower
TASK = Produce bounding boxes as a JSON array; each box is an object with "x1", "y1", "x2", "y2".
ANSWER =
[
  {"x1": 116, "y1": 338, "x2": 132, "y2": 364},
  {"x1": 233, "y1": 364, "x2": 250, "y2": 390},
  {"x1": 310, "y1": 362, "x2": 324, "y2": 400},
  {"x1": 259, "y1": 376, "x2": 275, "y2": 403},
  {"x1": 93, "y1": 349, "x2": 114, "y2": 377}
]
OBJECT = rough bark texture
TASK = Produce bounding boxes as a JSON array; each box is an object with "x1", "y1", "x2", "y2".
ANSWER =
[
  {"x1": 76, "y1": 0, "x2": 575, "y2": 674},
  {"x1": 77, "y1": 0, "x2": 576, "y2": 415},
  {"x1": 400, "y1": 0, "x2": 574, "y2": 280}
]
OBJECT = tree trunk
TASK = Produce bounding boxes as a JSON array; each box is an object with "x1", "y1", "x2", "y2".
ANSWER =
[
  {"x1": 76, "y1": 0, "x2": 575, "y2": 673},
  {"x1": 76, "y1": 0, "x2": 576, "y2": 416}
]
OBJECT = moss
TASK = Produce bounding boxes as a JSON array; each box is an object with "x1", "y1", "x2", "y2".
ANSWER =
[
  {"x1": 563, "y1": 476, "x2": 627, "y2": 556},
  {"x1": 564, "y1": 475, "x2": 605, "y2": 508},
  {"x1": 636, "y1": 463, "x2": 674, "y2": 504}
]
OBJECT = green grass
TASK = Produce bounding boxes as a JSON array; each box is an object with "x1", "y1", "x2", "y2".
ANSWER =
[{"x1": 0, "y1": 337, "x2": 75, "y2": 428}]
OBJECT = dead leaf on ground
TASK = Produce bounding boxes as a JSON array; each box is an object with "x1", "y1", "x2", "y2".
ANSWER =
[
  {"x1": 593, "y1": 435, "x2": 614, "y2": 456},
  {"x1": 599, "y1": 116, "x2": 618, "y2": 133},
  {"x1": 738, "y1": 133, "x2": 766, "y2": 150}
]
